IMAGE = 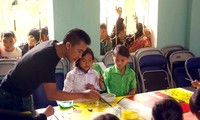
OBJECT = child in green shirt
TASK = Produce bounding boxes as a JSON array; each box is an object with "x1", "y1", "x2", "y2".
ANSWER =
[{"x1": 103, "y1": 45, "x2": 137, "y2": 97}]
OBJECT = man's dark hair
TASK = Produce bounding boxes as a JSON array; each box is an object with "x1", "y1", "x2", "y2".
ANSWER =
[{"x1": 63, "y1": 28, "x2": 91, "y2": 46}]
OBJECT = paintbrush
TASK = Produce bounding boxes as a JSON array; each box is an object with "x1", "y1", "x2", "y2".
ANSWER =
[
  {"x1": 99, "y1": 96, "x2": 113, "y2": 108},
  {"x1": 185, "y1": 78, "x2": 193, "y2": 82}
]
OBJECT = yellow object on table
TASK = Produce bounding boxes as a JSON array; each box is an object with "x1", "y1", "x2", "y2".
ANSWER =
[{"x1": 123, "y1": 109, "x2": 139, "y2": 120}]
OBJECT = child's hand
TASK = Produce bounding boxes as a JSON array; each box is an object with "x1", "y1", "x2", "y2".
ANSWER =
[
  {"x1": 85, "y1": 83, "x2": 95, "y2": 90},
  {"x1": 98, "y1": 75, "x2": 104, "y2": 84},
  {"x1": 191, "y1": 80, "x2": 200, "y2": 88},
  {"x1": 128, "y1": 89, "x2": 136, "y2": 96},
  {"x1": 115, "y1": 7, "x2": 122, "y2": 16},
  {"x1": 83, "y1": 89, "x2": 100, "y2": 100},
  {"x1": 44, "y1": 105, "x2": 54, "y2": 117}
]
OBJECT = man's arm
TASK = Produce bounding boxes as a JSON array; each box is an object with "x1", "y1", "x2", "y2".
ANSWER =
[{"x1": 43, "y1": 83, "x2": 100, "y2": 101}]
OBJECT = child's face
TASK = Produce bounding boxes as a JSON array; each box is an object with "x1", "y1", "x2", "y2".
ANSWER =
[
  {"x1": 113, "y1": 54, "x2": 129, "y2": 69},
  {"x1": 3, "y1": 37, "x2": 16, "y2": 52},
  {"x1": 28, "y1": 35, "x2": 38, "y2": 47},
  {"x1": 118, "y1": 30, "x2": 126, "y2": 40},
  {"x1": 41, "y1": 34, "x2": 49, "y2": 42},
  {"x1": 100, "y1": 28, "x2": 108, "y2": 39},
  {"x1": 79, "y1": 53, "x2": 93, "y2": 72}
]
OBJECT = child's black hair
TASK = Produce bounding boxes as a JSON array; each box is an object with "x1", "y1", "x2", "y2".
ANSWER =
[
  {"x1": 113, "y1": 45, "x2": 130, "y2": 58},
  {"x1": 1, "y1": 30, "x2": 16, "y2": 38},
  {"x1": 28, "y1": 28, "x2": 40, "y2": 42},
  {"x1": 152, "y1": 98, "x2": 183, "y2": 120}
]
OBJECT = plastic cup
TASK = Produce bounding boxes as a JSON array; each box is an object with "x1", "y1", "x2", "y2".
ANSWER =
[{"x1": 56, "y1": 100, "x2": 74, "y2": 109}]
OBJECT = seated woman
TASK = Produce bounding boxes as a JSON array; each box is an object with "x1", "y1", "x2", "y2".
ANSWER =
[
  {"x1": 0, "y1": 30, "x2": 22, "y2": 59},
  {"x1": 19, "y1": 28, "x2": 40, "y2": 56}
]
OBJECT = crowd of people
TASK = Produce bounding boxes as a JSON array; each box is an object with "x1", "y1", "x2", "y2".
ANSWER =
[
  {"x1": 100, "y1": 7, "x2": 152, "y2": 55},
  {"x1": 0, "y1": 26, "x2": 49, "y2": 59},
  {"x1": 0, "y1": 10, "x2": 199, "y2": 119}
]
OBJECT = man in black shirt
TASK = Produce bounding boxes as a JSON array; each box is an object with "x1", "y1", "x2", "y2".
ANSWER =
[{"x1": 0, "y1": 28, "x2": 100, "y2": 116}]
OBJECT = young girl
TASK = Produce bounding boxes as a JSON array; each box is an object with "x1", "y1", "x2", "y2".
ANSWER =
[
  {"x1": 103, "y1": 45, "x2": 137, "y2": 97},
  {"x1": 63, "y1": 47, "x2": 105, "y2": 100}
]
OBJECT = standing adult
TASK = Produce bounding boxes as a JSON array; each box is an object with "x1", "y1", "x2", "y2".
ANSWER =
[{"x1": 0, "y1": 28, "x2": 100, "y2": 113}]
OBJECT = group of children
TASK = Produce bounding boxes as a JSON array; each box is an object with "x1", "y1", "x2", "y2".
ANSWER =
[
  {"x1": 61, "y1": 43, "x2": 200, "y2": 120},
  {"x1": 1, "y1": 27, "x2": 200, "y2": 119},
  {"x1": 63, "y1": 44, "x2": 137, "y2": 99},
  {"x1": 0, "y1": 27, "x2": 49, "y2": 59}
]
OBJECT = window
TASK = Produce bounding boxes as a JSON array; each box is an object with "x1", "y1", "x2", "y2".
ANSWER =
[
  {"x1": 0, "y1": 0, "x2": 48, "y2": 46},
  {"x1": 100, "y1": 0, "x2": 158, "y2": 48}
]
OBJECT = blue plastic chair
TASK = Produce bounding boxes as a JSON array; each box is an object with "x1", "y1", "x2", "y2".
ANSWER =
[
  {"x1": 168, "y1": 50, "x2": 195, "y2": 87},
  {"x1": 185, "y1": 57, "x2": 200, "y2": 81},
  {"x1": 138, "y1": 54, "x2": 173, "y2": 92}
]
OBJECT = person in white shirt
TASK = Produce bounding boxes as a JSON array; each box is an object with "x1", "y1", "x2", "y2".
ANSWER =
[
  {"x1": 63, "y1": 47, "x2": 105, "y2": 101},
  {"x1": 0, "y1": 30, "x2": 22, "y2": 59}
]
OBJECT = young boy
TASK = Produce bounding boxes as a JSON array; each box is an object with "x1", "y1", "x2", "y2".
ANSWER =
[
  {"x1": 0, "y1": 30, "x2": 22, "y2": 59},
  {"x1": 103, "y1": 45, "x2": 137, "y2": 97}
]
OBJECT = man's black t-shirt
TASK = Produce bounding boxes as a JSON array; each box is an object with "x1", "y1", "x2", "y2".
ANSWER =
[{"x1": 1, "y1": 40, "x2": 60, "y2": 97}]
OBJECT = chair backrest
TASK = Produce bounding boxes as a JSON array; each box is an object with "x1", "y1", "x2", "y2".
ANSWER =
[
  {"x1": 161, "y1": 45, "x2": 184, "y2": 57},
  {"x1": 168, "y1": 50, "x2": 195, "y2": 87},
  {"x1": 137, "y1": 54, "x2": 173, "y2": 92},
  {"x1": 134, "y1": 48, "x2": 163, "y2": 93},
  {"x1": 169, "y1": 50, "x2": 195, "y2": 71},
  {"x1": 103, "y1": 50, "x2": 114, "y2": 68},
  {"x1": 135, "y1": 47, "x2": 163, "y2": 61},
  {"x1": 55, "y1": 58, "x2": 70, "y2": 78},
  {"x1": 0, "y1": 59, "x2": 17, "y2": 81},
  {"x1": 103, "y1": 50, "x2": 136, "y2": 70},
  {"x1": 185, "y1": 57, "x2": 200, "y2": 80}
]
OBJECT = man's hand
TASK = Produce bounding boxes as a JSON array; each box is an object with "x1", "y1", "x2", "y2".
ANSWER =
[
  {"x1": 44, "y1": 105, "x2": 54, "y2": 117},
  {"x1": 192, "y1": 80, "x2": 200, "y2": 88},
  {"x1": 83, "y1": 89, "x2": 100, "y2": 100}
]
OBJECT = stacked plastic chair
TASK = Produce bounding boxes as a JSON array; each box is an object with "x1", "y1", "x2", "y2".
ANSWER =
[
  {"x1": 168, "y1": 50, "x2": 195, "y2": 87},
  {"x1": 103, "y1": 50, "x2": 136, "y2": 71},
  {"x1": 135, "y1": 47, "x2": 173, "y2": 93},
  {"x1": 185, "y1": 57, "x2": 200, "y2": 81},
  {"x1": 161, "y1": 45, "x2": 184, "y2": 57},
  {"x1": 0, "y1": 59, "x2": 17, "y2": 81}
]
